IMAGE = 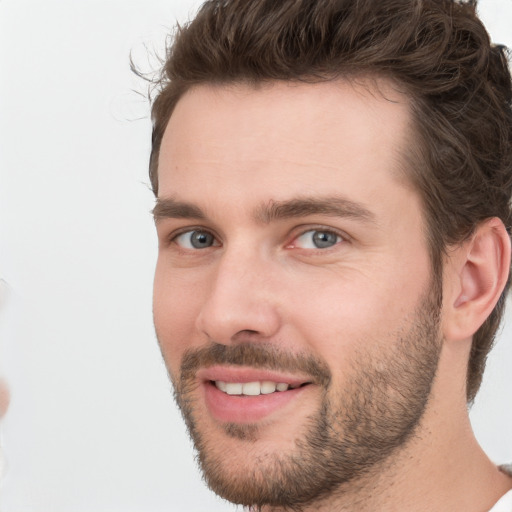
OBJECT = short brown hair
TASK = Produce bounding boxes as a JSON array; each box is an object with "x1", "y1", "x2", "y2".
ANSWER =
[{"x1": 145, "y1": 0, "x2": 512, "y2": 402}]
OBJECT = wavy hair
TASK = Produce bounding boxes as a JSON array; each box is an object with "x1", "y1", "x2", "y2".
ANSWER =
[{"x1": 146, "y1": 0, "x2": 512, "y2": 402}]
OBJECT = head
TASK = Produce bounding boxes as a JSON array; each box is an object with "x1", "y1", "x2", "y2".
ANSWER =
[
  {"x1": 147, "y1": 0, "x2": 512, "y2": 403},
  {"x1": 147, "y1": 0, "x2": 512, "y2": 508}
]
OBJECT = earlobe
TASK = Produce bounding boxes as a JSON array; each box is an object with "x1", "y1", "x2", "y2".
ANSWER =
[{"x1": 443, "y1": 218, "x2": 511, "y2": 342}]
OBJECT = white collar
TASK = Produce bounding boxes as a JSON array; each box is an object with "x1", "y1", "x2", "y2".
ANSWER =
[{"x1": 488, "y1": 489, "x2": 512, "y2": 512}]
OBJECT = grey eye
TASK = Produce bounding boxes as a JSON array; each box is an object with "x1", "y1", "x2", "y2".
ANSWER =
[
  {"x1": 312, "y1": 231, "x2": 339, "y2": 248},
  {"x1": 176, "y1": 230, "x2": 216, "y2": 249},
  {"x1": 295, "y1": 230, "x2": 342, "y2": 249}
]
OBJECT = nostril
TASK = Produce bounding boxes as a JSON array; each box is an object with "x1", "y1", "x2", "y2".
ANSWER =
[{"x1": 238, "y1": 329, "x2": 259, "y2": 336}]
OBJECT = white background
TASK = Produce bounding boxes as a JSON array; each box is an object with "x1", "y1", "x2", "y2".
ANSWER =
[{"x1": 0, "y1": 1, "x2": 511, "y2": 511}]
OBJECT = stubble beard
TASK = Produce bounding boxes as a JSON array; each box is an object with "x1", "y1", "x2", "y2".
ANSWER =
[{"x1": 169, "y1": 285, "x2": 442, "y2": 511}]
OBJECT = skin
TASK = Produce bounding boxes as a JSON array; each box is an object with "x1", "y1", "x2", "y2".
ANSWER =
[
  {"x1": 0, "y1": 379, "x2": 8, "y2": 419},
  {"x1": 153, "y1": 80, "x2": 512, "y2": 511},
  {"x1": 0, "y1": 378, "x2": 9, "y2": 481}
]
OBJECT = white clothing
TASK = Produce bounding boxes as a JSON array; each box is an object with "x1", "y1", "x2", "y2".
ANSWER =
[
  {"x1": 489, "y1": 465, "x2": 512, "y2": 512},
  {"x1": 489, "y1": 489, "x2": 512, "y2": 512}
]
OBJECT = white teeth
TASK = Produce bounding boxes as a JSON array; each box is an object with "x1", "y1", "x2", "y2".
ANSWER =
[
  {"x1": 242, "y1": 382, "x2": 261, "y2": 396},
  {"x1": 225, "y1": 383, "x2": 243, "y2": 395},
  {"x1": 214, "y1": 380, "x2": 293, "y2": 395},
  {"x1": 260, "y1": 381, "x2": 277, "y2": 394}
]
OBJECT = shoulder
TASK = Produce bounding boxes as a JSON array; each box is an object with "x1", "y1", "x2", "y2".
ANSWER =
[
  {"x1": 500, "y1": 464, "x2": 512, "y2": 477},
  {"x1": 489, "y1": 465, "x2": 512, "y2": 512}
]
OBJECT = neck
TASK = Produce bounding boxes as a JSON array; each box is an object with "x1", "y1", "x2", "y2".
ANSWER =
[{"x1": 261, "y1": 343, "x2": 512, "y2": 512}]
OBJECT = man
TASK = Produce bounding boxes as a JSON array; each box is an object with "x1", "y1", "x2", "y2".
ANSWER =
[{"x1": 148, "y1": 0, "x2": 512, "y2": 510}]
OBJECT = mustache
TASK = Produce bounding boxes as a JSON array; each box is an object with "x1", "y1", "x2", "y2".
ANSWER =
[{"x1": 180, "y1": 342, "x2": 331, "y2": 387}]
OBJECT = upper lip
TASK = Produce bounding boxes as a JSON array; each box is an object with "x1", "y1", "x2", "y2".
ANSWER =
[{"x1": 196, "y1": 365, "x2": 313, "y2": 386}]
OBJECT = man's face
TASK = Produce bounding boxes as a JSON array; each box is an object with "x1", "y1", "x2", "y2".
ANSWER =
[{"x1": 153, "y1": 80, "x2": 442, "y2": 508}]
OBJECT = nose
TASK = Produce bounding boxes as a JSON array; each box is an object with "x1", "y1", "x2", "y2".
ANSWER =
[{"x1": 195, "y1": 249, "x2": 281, "y2": 344}]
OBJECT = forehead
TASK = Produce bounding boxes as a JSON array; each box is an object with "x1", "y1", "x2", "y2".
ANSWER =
[{"x1": 158, "y1": 79, "x2": 413, "y2": 210}]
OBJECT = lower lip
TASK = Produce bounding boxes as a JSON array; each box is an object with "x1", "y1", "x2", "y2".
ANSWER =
[{"x1": 203, "y1": 381, "x2": 308, "y2": 424}]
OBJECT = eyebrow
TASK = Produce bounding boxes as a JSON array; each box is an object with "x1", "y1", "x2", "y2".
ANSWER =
[
  {"x1": 153, "y1": 198, "x2": 206, "y2": 222},
  {"x1": 153, "y1": 196, "x2": 376, "y2": 224},
  {"x1": 254, "y1": 197, "x2": 376, "y2": 224}
]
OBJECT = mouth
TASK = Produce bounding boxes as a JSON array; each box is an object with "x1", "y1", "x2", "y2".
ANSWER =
[
  {"x1": 213, "y1": 380, "x2": 308, "y2": 395},
  {"x1": 197, "y1": 366, "x2": 314, "y2": 424}
]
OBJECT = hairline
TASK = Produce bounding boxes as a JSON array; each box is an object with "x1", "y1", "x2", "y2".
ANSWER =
[
  {"x1": 152, "y1": 74, "x2": 443, "y2": 280},
  {"x1": 151, "y1": 73, "x2": 420, "y2": 187}
]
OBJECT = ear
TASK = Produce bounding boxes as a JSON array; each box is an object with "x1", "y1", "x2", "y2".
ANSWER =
[{"x1": 442, "y1": 218, "x2": 511, "y2": 342}]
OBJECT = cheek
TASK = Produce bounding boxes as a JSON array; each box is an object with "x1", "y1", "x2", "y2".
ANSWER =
[
  {"x1": 284, "y1": 270, "x2": 425, "y2": 365},
  {"x1": 285, "y1": 272, "x2": 389, "y2": 330},
  {"x1": 153, "y1": 262, "x2": 205, "y2": 370}
]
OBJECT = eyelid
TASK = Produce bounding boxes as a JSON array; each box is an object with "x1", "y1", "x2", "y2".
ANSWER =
[
  {"x1": 161, "y1": 223, "x2": 349, "y2": 250},
  {"x1": 287, "y1": 225, "x2": 350, "y2": 249},
  {"x1": 167, "y1": 226, "x2": 221, "y2": 248}
]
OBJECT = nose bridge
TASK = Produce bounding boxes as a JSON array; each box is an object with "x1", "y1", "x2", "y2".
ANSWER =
[{"x1": 195, "y1": 243, "x2": 281, "y2": 342}]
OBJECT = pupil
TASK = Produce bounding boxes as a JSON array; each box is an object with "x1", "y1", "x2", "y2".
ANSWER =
[
  {"x1": 313, "y1": 231, "x2": 336, "y2": 248},
  {"x1": 191, "y1": 231, "x2": 212, "y2": 248}
]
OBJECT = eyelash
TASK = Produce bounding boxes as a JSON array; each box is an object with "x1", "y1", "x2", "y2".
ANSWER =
[
  {"x1": 167, "y1": 226, "x2": 220, "y2": 250},
  {"x1": 168, "y1": 225, "x2": 348, "y2": 252},
  {"x1": 287, "y1": 228, "x2": 345, "y2": 250}
]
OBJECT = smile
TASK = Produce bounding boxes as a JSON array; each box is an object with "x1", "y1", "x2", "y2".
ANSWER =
[
  {"x1": 214, "y1": 380, "x2": 302, "y2": 395},
  {"x1": 197, "y1": 367, "x2": 314, "y2": 424}
]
